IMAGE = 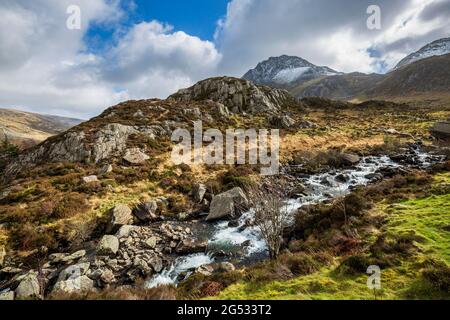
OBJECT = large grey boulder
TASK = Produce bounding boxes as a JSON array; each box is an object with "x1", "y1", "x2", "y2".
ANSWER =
[
  {"x1": 97, "y1": 235, "x2": 120, "y2": 256},
  {"x1": 342, "y1": 153, "x2": 361, "y2": 166},
  {"x1": 206, "y1": 187, "x2": 249, "y2": 221},
  {"x1": 15, "y1": 272, "x2": 40, "y2": 299},
  {"x1": 106, "y1": 204, "x2": 133, "y2": 233},
  {"x1": 431, "y1": 121, "x2": 450, "y2": 139}
]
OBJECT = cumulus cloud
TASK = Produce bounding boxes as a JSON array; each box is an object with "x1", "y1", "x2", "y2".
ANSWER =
[
  {"x1": 215, "y1": 0, "x2": 450, "y2": 75},
  {"x1": 0, "y1": 0, "x2": 448, "y2": 118},
  {"x1": 0, "y1": 0, "x2": 221, "y2": 118}
]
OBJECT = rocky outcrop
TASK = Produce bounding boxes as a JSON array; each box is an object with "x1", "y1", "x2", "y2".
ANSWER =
[
  {"x1": 169, "y1": 77, "x2": 295, "y2": 114},
  {"x1": 206, "y1": 187, "x2": 249, "y2": 221},
  {"x1": 4, "y1": 123, "x2": 163, "y2": 178}
]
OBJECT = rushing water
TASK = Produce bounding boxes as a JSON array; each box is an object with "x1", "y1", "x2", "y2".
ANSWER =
[{"x1": 146, "y1": 148, "x2": 444, "y2": 288}]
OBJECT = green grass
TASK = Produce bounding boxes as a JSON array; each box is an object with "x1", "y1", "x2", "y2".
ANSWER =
[{"x1": 214, "y1": 174, "x2": 450, "y2": 300}]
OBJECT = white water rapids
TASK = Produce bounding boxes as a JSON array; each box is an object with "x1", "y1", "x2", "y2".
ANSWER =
[{"x1": 146, "y1": 149, "x2": 442, "y2": 288}]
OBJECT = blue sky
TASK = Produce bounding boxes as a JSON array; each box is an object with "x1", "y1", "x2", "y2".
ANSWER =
[
  {"x1": 86, "y1": 0, "x2": 230, "y2": 53},
  {"x1": 1, "y1": 0, "x2": 449, "y2": 118}
]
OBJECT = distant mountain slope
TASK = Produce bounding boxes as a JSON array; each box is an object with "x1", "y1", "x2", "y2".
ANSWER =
[
  {"x1": 0, "y1": 108, "x2": 82, "y2": 146},
  {"x1": 290, "y1": 72, "x2": 383, "y2": 100},
  {"x1": 242, "y1": 55, "x2": 341, "y2": 88},
  {"x1": 394, "y1": 37, "x2": 450, "y2": 69},
  {"x1": 366, "y1": 53, "x2": 450, "y2": 98},
  {"x1": 265, "y1": 53, "x2": 450, "y2": 100}
]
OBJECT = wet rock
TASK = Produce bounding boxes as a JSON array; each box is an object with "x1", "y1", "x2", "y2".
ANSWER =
[
  {"x1": 82, "y1": 175, "x2": 98, "y2": 184},
  {"x1": 0, "y1": 290, "x2": 14, "y2": 300},
  {"x1": 207, "y1": 187, "x2": 249, "y2": 221},
  {"x1": 97, "y1": 235, "x2": 120, "y2": 257},
  {"x1": 176, "y1": 239, "x2": 208, "y2": 254},
  {"x1": 15, "y1": 272, "x2": 40, "y2": 299},
  {"x1": 123, "y1": 148, "x2": 150, "y2": 165},
  {"x1": 335, "y1": 174, "x2": 350, "y2": 183},
  {"x1": 342, "y1": 153, "x2": 360, "y2": 166},
  {"x1": 106, "y1": 204, "x2": 133, "y2": 233},
  {"x1": 320, "y1": 176, "x2": 334, "y2": 187},
  {"x1": 228, "y1": 220, "x2": 240, "y2": 228},
  {"x1": 134, "y1": 201, "x2": 158, "y2": 222}
]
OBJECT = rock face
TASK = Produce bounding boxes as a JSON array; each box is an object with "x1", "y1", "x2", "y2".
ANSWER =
[
  {"x1": 207, "y1": 187, "x2": 249, "y2": 221},
  {"x1": 169, "y1": 77, "x2": 295, "y2": 114},
  {"x1": 431, "y1": 121, "x2": 450, "y2": 139},
  {"x1": 97, "y1": 235, "x2": 120, "y2": 256},
  {"x1": 15, "y1": 272, "x2": 40, "y2": 299},
  {"x1": 106, "y1": 205, "x2": 133, "y2": 233}
]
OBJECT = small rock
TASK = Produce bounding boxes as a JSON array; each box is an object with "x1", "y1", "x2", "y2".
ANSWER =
[
  {"x1": 0, "y1": 290, "x2": 14, "y2": 300},
  {"x1": 192, "y1": 183, "x2": 207, "y2": 203},
  {"x1": 144, "y1": 237, "x2": 158, "y2": 249},
  {"x1": 123, "y1": 148, "x2": 150, "y2": 165},
  {"x1": 99, "y1": 269, "x2": 116, "y2": 284},
  {"x1": 115, "y1": 225, "x2": 140, "y2": 239},
  {"x1": 61, "y1": 250, "x2": 86, "y2": 263},
  {"x1": 342, "y1": 153, "x2": 360, "y2": 166},
  {"x1": 97, "y1": 235, "x2": 120, "y2": 257},
  {"x1": 15, "y1": 272, "x2": 40, "y2": 299},
  {"x1": 58, "y1": 263, "x2": 91, "y2": 282},
  {"x1": 106, "y1": 204, "x2": 133, "y2": 233},
  {"x1": 196, "y1": 264, "x2": 214, "y2": 277},
  {"x1": 52, "y1": 275, "x2": 94, "y2": 294},
  {"x1": 98, "y1": 164, "x2": 113, "y2": 175},
  {"x1": 134, "y1": 201, "x2": 158, "y2": 222},
  {"x1": 218, "y1": 262, "x2": 236, "y2": 273},
  {"x1": 82, "y1": 175, "x2": 98, "y2": 184}
]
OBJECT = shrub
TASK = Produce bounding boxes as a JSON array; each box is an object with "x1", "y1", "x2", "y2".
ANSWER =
[{"x1": 422, "y1": 261, "x2": 450, "y2": 292}]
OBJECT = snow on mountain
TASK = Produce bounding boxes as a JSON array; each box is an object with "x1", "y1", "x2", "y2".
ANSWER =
[
  {"x1": 242, "y1": 55, "x2": 341, "y2": 87},
  {"x1": 395, "y1": 37, "x2": 450, "y2": 69}
]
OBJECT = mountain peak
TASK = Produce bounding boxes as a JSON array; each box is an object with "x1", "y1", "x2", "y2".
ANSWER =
[
  {"x1": 394, "y1": 37, "x2": 450, "y2": 69},
  {"x1": 242, "y1": 55, "x2": 340, "y2": 87}
]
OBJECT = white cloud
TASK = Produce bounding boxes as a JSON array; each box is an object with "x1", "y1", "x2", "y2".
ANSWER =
[
  {"x1": 0, "y1": 0, "x2": 448, "y2": 118},
  {"x1": 215, "y1": 0, "x2": 450, "y2": 75},
  {"x1": 0, "y1": 1, "x2": 221, "y2": 119}
]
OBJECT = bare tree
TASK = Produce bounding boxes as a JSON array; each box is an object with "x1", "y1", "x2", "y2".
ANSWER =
[{"x1": 246, "y1": 185, "x2": 289, "y2": 260}]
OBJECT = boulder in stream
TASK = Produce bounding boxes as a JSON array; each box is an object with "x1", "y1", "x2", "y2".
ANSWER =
[{"x1": 206, "y1": 187, "x2": 248, "y2": 221}]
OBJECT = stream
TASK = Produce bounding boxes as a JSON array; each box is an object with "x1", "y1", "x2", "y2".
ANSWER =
[{"x1": 146, "y1": 146, "x2": 444, "y2": 288}]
